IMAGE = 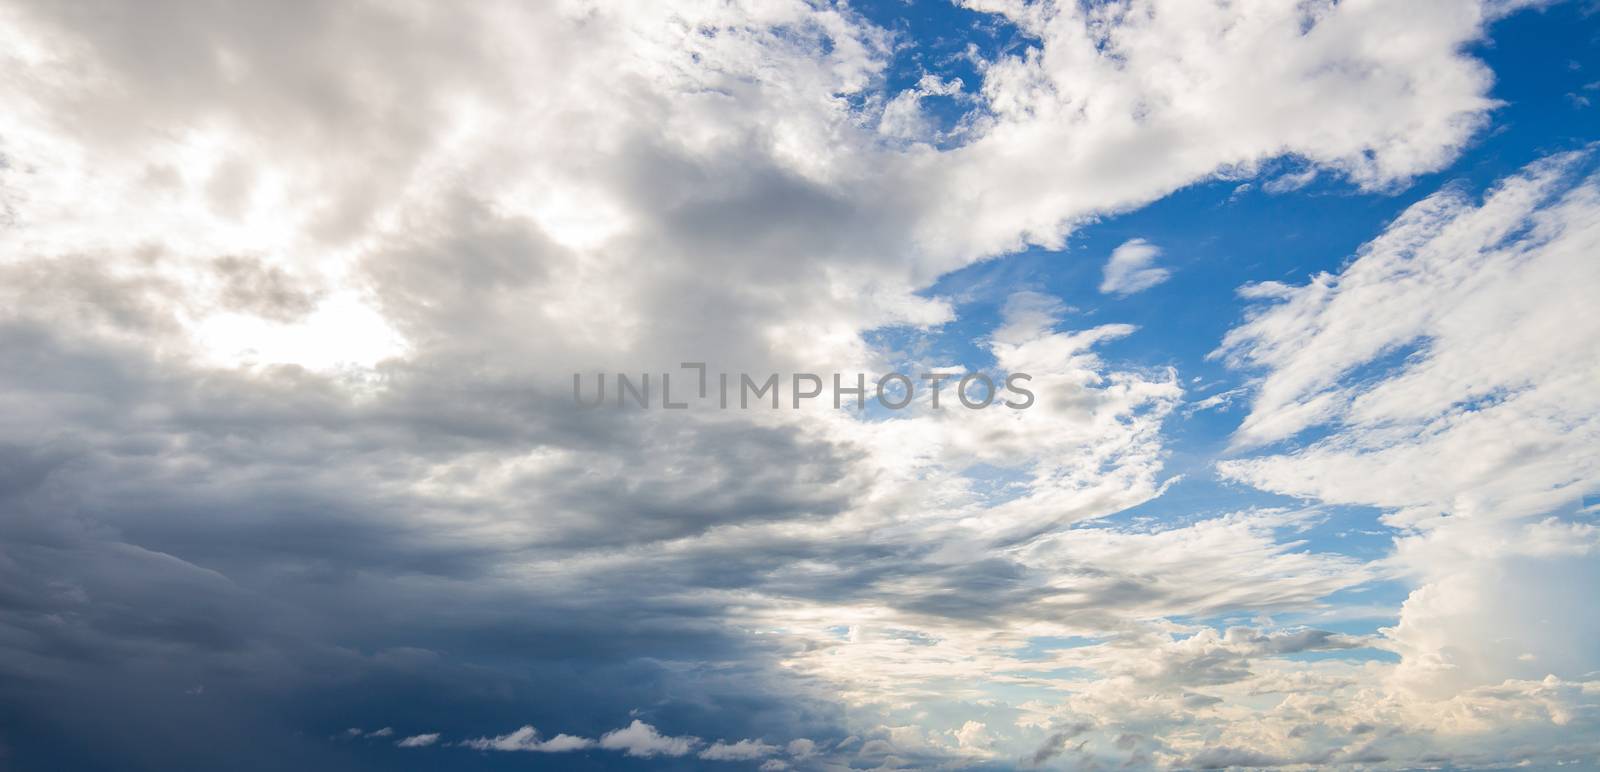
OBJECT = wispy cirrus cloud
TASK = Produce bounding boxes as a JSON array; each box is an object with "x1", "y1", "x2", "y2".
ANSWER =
[{"x1": 1216, "y1": 150, "x2": 1600, "y2": 706}]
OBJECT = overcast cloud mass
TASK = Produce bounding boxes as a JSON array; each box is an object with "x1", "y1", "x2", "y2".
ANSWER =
[{"x1": 0, "y1": 0, "x2": 1597, "y2": 769}]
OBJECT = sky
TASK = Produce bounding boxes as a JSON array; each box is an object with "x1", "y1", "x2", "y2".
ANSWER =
[{"x1": 0, "y1": 0, "x2": 1598, "y2": 770}]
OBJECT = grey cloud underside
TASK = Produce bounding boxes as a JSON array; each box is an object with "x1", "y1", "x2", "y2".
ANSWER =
[{"x1": 0, "y1": 255, "x2": 1373, "y2": 768}]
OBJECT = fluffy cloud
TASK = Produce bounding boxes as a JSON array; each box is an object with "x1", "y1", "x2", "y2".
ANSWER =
[
  {"x1": 0, "y1": 0, "x2": 1529, "y2": 386},
  {"x1": 598, "y1": 720, "x2": 700, "y2": 759},
  {"x1": 1099, "y1": 239, "x2": 1171, "y2": 296},
  {"x1": 786, "y1": 738, "x2": 817, "y2": 759},
  {"x1": 699, "y1": 738, "x2": 780, "y2": 761},
  {"x1": 461, "y1": 726, "x2": 595, "y2": 753},
  {"x1": 395, "y1": 733, "x2": 439, "y2": 748},
  {"x1": 917, "y1": 0, "x2": 1529, "y2": 264},
  {"x1": 453, "y1": 720, "x2": 818, "y2": 764}
]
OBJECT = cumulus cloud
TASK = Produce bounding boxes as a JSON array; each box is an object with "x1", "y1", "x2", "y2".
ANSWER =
[
  {"x1": 917, "y1": 0, "x2": 1526, "y2": 263},
  {"x1": 460, "y1": 726, "x2": 595, "y2": 753},
  {"x1": 786, "y1": 738, "x2": 817, "y2": 759},
  {"x1": 1099, "y1": 239, "x2": 1172, "y2": 296},
  {"x1": 597, "y1": 720, "x2": 700, "y2": 758},
  {"x1": 395, "y1": 733, "x2": 439, "y2": 748},
  {"x1": 458, "y1": 719, "x2": 804, "y2": 763},
  {"x1": 699, "y1": 738, "x2": 780, "y2": 761}
]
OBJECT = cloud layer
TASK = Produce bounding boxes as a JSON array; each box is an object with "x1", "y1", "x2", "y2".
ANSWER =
[{"x1": 0, "y1": 0, "x2": 1593, "y2": 769}]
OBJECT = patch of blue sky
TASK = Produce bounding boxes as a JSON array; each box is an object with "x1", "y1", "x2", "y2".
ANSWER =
[
  {"x1": 1274, "y1": 581, "x2": 1409, "y2": 624},
  {"x1": 1004, "y1": 666, "x2": 1098, "y2": 682},
  {"x1": 962, "y1": 679, "x2": 1090, "y2": 708},
  {"x1": 1190, "y1": 579, "x2": 1409, "y2": 637},
  {"x1": 1093, "y1": 476, "x2": 1310, "y2": 529},
  {"x1": 1011, "y1": 635, "x2": 1101, "y2": 662},
  {"x1": 1286, "y1": 505, "x2": 1401, "y2": 560},
  {"x1": 842, "y1": 5, "x2": 1600, "y2": 594},
  {"x1": 888, "y1": 1, "x2": 1600, "y2": 393},
  {"x1": 832, "y1": 6, "x2": 1600, "y2": 671},
  {"x1": 1105, "y1": 496, "x2": 1400, "y2": 563},
  {"x1": 1279, "y1": 647, "x2": 1401, "y2": 664},
  {"x1": 961, "y1": 462, "x2": 1036, "y2": 506},
  {"x1": 852, "y1": 0, "x2": 1039, "y2": 143},
  {"x1": 1544, "y1": 487, "x2": 1599, "y2": 521}
]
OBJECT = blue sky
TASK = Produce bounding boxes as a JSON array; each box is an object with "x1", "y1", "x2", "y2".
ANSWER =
[
  {"x1": 0, "y1": 1, "x2": 1598, "y2": 770},
  {"x1": 883, "y1": 0, "x2": 1600, "y2": 643}
]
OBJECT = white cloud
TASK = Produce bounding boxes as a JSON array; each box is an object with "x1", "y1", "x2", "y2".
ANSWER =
[
  {"x1": 699, "y1": 738, "x2": 779, "y2": 761},
  {"x1": 785, "y1": 738, "x2": 817, "y2": 759},
  {"x1": 878, "y1": 74, "x2": 966, "y2": 142},
  {"x1": 1262, "y1": 166, "x2": 1320, "y2": 194},
  {"x1": 1216, "y1": 152, "x2": 1600, "y2": 528},
  {"x1": 1200, "y1": 150, "x2": 1600, "y2": 754},
  {"x1": 760, "y1": 508, "x2": 1371, "y2": 728},
  {"x1": 0, "y1": 0, "x2": 1529, "y2": 392},
  {"x1": 953, "y1": 720, "x2": 993, "y2": 753},
  {"x1": 598, "y1": 720, "x2": 700, "y2": 758},
  {"x1": 1099, "y1": 238, "x2": 1172, "y2": 296},
  {"x1": 396, "y1": 733, "x2": 439, "y2": 748},
  {"x1": 461, "y1": 726, "x2": 595, "y2": 753},
  {"x1": 918, "y1": 0, "x2": 1524, "y2": 263}
]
